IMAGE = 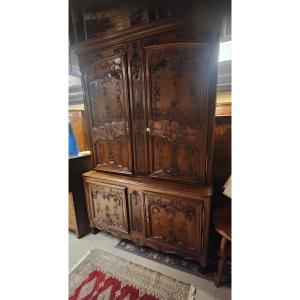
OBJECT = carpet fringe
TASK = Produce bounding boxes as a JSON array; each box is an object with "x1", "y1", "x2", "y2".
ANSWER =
[{"x1": 188, "y1": 284, "x2": 196, "y2": 300}]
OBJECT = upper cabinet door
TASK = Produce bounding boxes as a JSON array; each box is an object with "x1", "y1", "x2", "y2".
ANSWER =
[
  {"x1": 145, "y1": 44, "x2": 215, "y2": 184},
  {"x1": 83, "y1": 54, "x2": 133, "y2": 174}
]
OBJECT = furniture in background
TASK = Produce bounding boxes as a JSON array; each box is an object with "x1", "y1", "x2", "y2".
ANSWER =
[
  {"x1": 69, "y1": 109, "x2": 90, "y2": 152},
  {"x1": 213, "y1": 176, "x2": 231, "y2": 287},
  {"x1": 69, "y1": 152, "x2": 92, "y2": 238},
  {"x1": 213, "y1": 206, "x2": 231, "y2": 287},
  {"x1": 212, "y1": 101, "x2": 231, "y2": 210},
  {"x1": 76, "y1": 14, "x2": 221, "y2": 267}
]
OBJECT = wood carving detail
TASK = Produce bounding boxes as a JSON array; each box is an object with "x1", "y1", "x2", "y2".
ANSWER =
[
  {"x1": 149, "y1": 120, "x2": 202, "y2": 145},
  {"x1": 89, "y1": 58, "x2": 124, "y2": 124},
  {"x1": 91, "y1": 184, "x2": 127, "y2": 231},
  {"x1": 130, "y1": 43, "x2": 146, "y2": 174},
  {"x1": 92, "y1": 121, "x2": 129, "y2": 141},
  {"x1": 129, "y1": 191, "x2": 143, "y2": 232},
  {"x1": 148, "y1": 47, "x2": 203, "y2": 125},
  {"x1": 146, "y1": 194, "x2": 198, "y2": 248},
  {"x1": 130, "y1": 48, "x2": 143, "y2": 120},
  {"x1": 146, "y1": 45, "x2": 209, "y2": 182}
]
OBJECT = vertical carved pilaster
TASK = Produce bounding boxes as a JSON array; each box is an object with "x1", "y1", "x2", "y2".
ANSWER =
[
  {"x1": 130, "y1": 42, "x2": 146, "y2": 174},
  {"x1": 130, "y1": 191, "x2": 143, "y2": 232}
]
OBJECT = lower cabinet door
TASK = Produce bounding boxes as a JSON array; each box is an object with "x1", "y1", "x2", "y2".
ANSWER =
[
  {"x1": 87, "y1": 182, "x2": 129, "y2": 234},
  {"x1": 144, "y1": 191, "x2": 204, "y2": 258}
]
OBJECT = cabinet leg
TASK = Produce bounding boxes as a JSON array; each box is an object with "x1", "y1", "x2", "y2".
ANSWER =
[
  {"x1": 91, "y1": 227, "x2": 100, "y2": 234},
  {"x1": 214, "y1": 236, "x2": 228, "y2": 287}
]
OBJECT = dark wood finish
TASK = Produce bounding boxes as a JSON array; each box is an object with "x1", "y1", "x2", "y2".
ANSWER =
[
  {"x1": 84, "y1": 171, "x2": 212, "y2": 267},
  {"x1": 213, "y1": 206, "x2": 231, "y2": 287},
  {"x1": 128, "y1": 40, "x2": 148, "y2": 175},
  {"x1": 213, "y1": 115, "x2": 231, "y2": 185},
  {"x1": 212, "y1": 108, "x2": 231, "y2": 212},
  {"x1": 83, "y1": 51, "x2": 133, "y2": 175},
  {"x1": 77, "y1": 17, "x2": 220, "y2": 267},
  {"x1": 146, "y1": 43, "x2": 216, "y2": 183},
  {"x1": 144, "y1": 191, "x2": 204, "y2": 259},
  {"x1": 69, "y1": 153, "x2": 92, "y2": 238},
  {"x1": 69, "y1": 109, "x2": 90, "y2": 152}
]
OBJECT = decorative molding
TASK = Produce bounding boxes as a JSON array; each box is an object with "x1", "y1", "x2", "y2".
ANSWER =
[
  {"x1": 146, "y1": 194, "x2": 198, "y2": 248},
  {"x1": 149, "y1": 120, "x2": 202, "y2": 145},
  {"x1": 130, "y1": 191, "x2": 143, "y2": 232},
  {"x1": 90, "y1": 184, "x2": 127, "y2": 230},
  {"x1": 92, "y1": 121, "x2": 129, "y2": 141}
]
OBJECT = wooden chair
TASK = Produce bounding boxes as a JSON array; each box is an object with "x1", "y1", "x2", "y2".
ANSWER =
[{"x1": 213, "y1": 206, "x2": 231, "y2": 287}]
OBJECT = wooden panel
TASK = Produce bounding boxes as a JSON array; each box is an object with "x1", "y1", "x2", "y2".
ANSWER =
[
  {"x1": 86, "y1": 182, "x2": 129, "y2": 234},
  {"x1": 83, "y1": 53, "x2": 133, "y2": 174},
  {"x1": 69, "y1": 192, "x2": 77, "y2": 231},
  {"x1": 144, "y1": 191, "x2": 203, "y2": 257},
  {"x1": 145, "y1": 43, "x2": 214, "y2": 183},
  {"x1": 83, "y1": 170, "x2": 212, "y2": 266}
]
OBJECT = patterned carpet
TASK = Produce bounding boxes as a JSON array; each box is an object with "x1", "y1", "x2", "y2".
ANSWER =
[
  {"x1": 69, "y1": 248, "x2": 196, "y2": 300},
  {"x1": 115, "y1": 240, "x2": 219, "y2": 282}
]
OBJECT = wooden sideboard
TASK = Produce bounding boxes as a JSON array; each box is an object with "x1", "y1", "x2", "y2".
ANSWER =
[{"x1": 83, "y1": 171, "x2": 212, "y2": 267}]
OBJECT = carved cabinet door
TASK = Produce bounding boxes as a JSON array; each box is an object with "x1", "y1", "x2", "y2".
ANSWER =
[
  {"x1": 144, "y1": 191, "x2": 204, "y2": 258},
  {"x1": 145, "y1": 43, "x2": 215, "y2": 183},
  {"x1": 83, "y1": 53, "x2": 133, "y2": 174},
  {"x1": 86, "y1": 182, "x2": 129, "y2": 234}
]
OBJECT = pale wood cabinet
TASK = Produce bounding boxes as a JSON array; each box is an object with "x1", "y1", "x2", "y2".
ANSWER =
[{"x1": 86, "y1": 182, "x2": 129, "y2": 235}]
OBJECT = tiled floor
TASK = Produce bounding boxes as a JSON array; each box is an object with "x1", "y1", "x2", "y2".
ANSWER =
[{"x1": 69, "y1": 232, "x2": 231, "y2": 300}]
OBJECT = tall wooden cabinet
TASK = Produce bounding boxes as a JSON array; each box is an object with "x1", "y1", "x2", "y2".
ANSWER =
[{"x1": 76, "y1": 18, "x2": 219, "y2": 267}]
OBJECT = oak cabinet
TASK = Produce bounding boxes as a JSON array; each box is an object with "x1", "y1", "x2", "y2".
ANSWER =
[
  {"x1": 78, "y1": 18, "x2": 219, "y2": 267},
  {"x1": 83, "y1": 53, "x2": 133, "y2": 175},
  {"x1": 144, "y1": 191, "x2": 204, "y2": 259},
  {"x1": 145, "y1": 44, "x2": 213, "y2": 183},
  {"x1": 83, "y1": 171, "x2": 211, "y2": 266},
  {"x1": 85, "y1": 181, "x2": 129, "y2": 236}
]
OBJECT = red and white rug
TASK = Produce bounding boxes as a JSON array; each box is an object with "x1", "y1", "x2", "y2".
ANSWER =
[{"x1": 69, "y1": 249, "x2": 196, "y2": 300}]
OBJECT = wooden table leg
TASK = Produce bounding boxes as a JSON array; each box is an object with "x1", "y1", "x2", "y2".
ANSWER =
[{"x1": 215, "y1": 236, "x2": 228, "y2": 287}]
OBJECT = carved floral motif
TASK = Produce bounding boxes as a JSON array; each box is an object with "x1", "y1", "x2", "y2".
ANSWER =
[
  {"x1": 92, "y1": 121, "x2": 129, "y2": 141},
  {"x1": 91, "y1": 185, "x2": 126, "y2": 229},
  {"x1": 147, "y1": 195, "x2": 196, "y2": 247},
  {"x1": 149, "y1": 120, "x2": 201, "y2": 144}
]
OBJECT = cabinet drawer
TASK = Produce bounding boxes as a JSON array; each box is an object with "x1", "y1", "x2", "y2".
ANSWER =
[
  {"x1": 86, "y1": 181, "x2": 129, "y2": 234},
  {"x1": 144, "y1": 191, "x2": 204, "y2": 257}
]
